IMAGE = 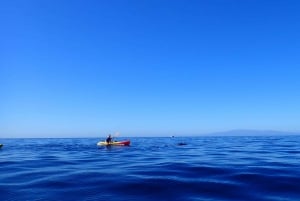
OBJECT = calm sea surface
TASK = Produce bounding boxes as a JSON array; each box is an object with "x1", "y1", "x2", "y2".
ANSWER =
[{"x1": 1, "y1": 136, "x2": 300, "y2": 201}]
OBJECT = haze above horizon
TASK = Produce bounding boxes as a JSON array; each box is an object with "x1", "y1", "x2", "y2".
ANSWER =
[{"x1": 1, "y1": 0, "x2": 300, "y2": 138}]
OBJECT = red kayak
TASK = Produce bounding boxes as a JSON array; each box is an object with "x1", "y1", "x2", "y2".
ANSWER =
[{"x1": 97, "y1": 140, "x2": 130, "y2": 146}]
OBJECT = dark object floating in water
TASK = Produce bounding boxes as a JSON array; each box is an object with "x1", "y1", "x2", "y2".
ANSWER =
[
  {"x1": 0, "y1": 144, "x2": 3, "y2": 148},
  {"x1": 177, "y1": 142, "x2": 187, "y2": 146}
]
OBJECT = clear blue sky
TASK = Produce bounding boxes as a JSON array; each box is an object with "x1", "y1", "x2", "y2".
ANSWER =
[{"x1": 1, "y1": 0, "x2": 300, "y2": 137}]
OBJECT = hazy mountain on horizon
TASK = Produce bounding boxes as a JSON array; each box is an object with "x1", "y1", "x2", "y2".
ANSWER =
[{"x1": 206, "y1": 129, "x2": 300, "y2": 136}]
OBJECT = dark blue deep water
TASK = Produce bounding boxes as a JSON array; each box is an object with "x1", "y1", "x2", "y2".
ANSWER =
[{"x1": 1, "y1": 136, "x2": 300, "y2": 201}]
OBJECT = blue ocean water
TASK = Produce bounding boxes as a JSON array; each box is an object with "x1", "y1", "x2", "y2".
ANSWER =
[{"x1": 1, "y1": 136, "x2": 300, "y2": 201}]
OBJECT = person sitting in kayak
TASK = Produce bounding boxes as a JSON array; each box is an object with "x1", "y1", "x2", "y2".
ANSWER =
[{"x1": 106, "y1": 134, "x2": 113, "y2": 144}]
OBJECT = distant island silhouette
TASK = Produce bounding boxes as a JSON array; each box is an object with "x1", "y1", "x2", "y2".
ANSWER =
[{"x1": 206, "y1": 129, "x2": 300, "y2": 136}]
